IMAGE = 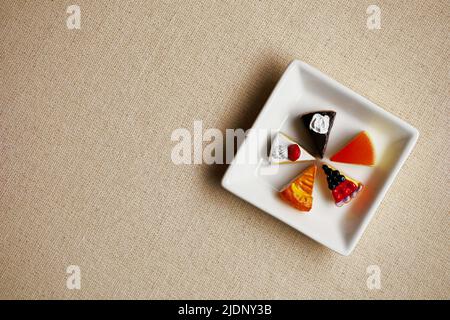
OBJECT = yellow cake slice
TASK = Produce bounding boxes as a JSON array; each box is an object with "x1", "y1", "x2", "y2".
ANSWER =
[{"x1": 279, "y1": 164, "x2": 317, "y2": 212}]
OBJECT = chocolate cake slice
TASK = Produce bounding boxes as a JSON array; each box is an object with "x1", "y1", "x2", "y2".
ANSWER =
[{"x1": 301, "y1": 110, "x2": 336, "y2": 158}]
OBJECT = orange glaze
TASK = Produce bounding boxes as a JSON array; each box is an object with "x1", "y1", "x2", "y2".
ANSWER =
[
  {"x1": 279, "y1": 165, "x2": 317, "y2": 212},
  {"x1": 330, "y1": 131, "x2": 375, "y2": 166}
]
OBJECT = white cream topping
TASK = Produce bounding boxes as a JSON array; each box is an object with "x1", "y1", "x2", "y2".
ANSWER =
[
  {"x1": 309, "y1": 114, "x2": 330, "y2": 134},
  {"x1": 269, "y1": 132, "x2": 315, "y2": 163},
  {"x1": 271, "y1": 144, "x2": 288, "y2": 160}
]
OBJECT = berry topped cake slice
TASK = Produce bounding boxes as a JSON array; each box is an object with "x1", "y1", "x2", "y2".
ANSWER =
[
  {"x1": 301, "y1": 111, "x2": 336, "y2": 158},
  {"x1": 330, "y1": 131, "x2": 375, "y2": 166},
  {"x1": 280, "y1": 164, "x2": 317, "y2": 212},
  {"x1": 322, "y1": 164, "x2": 363, "y2": 207},
  {"x1": 269, "y1": 132, "x2": 315, "y2": 164}
]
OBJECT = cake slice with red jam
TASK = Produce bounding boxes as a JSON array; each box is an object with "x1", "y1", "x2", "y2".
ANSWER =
[
  {"x1": 269, "y1": 132, "x2": 315, "y2": 164},
  {"x1": 322, "y1": 164, "x2": 363, "y2": 207}
]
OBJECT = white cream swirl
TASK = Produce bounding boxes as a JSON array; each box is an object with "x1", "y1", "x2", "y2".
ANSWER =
[
  {"x1": 309, "y1": 114, "x2": 330, "y2": 134},
  {"x1": 271, "y1": 145, "x2": 287, "y2": 160}
]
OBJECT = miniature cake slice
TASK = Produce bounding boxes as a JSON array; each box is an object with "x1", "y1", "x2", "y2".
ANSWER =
[
  {"x1": 279, "y1": 164, "x2": 317, "y2": 212},
  {"x1": 330, "y1": 131, "x2": 375, "y2": 166},
  {"x1": 269, "y1": 132, "x2": 315, "y2": 164},
  {"x1": 322, "y1": 164, "x2": 363, "y2": 207},
  {"x1": 301, "y1": 111, "x2": 336, "y2": 158}
]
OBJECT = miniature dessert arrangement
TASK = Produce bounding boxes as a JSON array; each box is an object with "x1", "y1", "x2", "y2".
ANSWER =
[
  {"x1": 322, "y1": 164, "x2": 363, "y2": 207},
  {"x1": 279, "y1": 164, "x2": 317, "y2": 212},
  {"x1": 272, "y1": 115, "x2": 371, "y2": 211},
  {"x1": 330, "y1": 131, "x2": 375, "y2": 166},
  {"x1": 221, "y1": 61, "x2": 418, "y2": 255},
  {"x1": 269, "y1": 132, "x2": 315, "y2": 164},
  {"x1": 301, "y1": 111, "x2": 336, "y2": 158}
]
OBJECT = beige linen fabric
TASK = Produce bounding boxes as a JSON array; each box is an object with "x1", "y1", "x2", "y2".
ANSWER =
[{"x1": 0, "y1": 0, "x2": 449, "y2": 299}]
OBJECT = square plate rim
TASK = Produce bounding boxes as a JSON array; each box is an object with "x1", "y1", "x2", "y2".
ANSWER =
[{"x1": 221, "y1": 59, "x2": 419, "y2": 255}]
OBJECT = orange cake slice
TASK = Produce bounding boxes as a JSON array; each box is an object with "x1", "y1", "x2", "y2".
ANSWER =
[
  {"x1": 279, "y1": 164, "x2": 317, "y2": 212},
  {"x1": 330, "y1": 131, "x2": 375, "y2": 166}
]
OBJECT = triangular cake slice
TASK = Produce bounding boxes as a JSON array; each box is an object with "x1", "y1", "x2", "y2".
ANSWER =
[
  {"x1": 301, "y1": 111, "x2": 336, "y2": 158},
  {"x1": 330, "y1": 131, "x2": 375, "y2": 166},
  {"x1": 269, "y1": 132, "x2": 315, "y2": 164},
  {"x1": 321, "y1": 164, "x2": 363, "y2": 207},
  {"x1": 279, "y1": 164, "x2": 317, "y2": 212}
]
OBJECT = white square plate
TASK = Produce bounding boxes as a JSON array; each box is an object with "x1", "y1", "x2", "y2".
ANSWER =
[{"x1": 221, "y1": 60, "x2": 419, "y2": 255}]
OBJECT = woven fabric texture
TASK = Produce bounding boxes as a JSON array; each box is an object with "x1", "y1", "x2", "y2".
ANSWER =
[{"x1": 0, "y1": 0, "x2": 449, "y2": 299}]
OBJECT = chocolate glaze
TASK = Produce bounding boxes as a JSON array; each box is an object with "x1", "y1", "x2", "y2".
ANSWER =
[{"x1": 301, "y1": 110, "x2": 336, "y2": 158}]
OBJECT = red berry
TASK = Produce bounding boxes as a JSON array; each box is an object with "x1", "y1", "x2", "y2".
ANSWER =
[
  {"x1": 287, "y1": 144, "x2": 301, "y2": 161},
  {"x1": 332, "y1": 179, "x2": 359, "y2": 205},
  {"x1": 332, "y1": 188, "x2": 345, "y2": 203},
  {"x1": 344, "y1": 181, "x2": 357, "y2": 193}
]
